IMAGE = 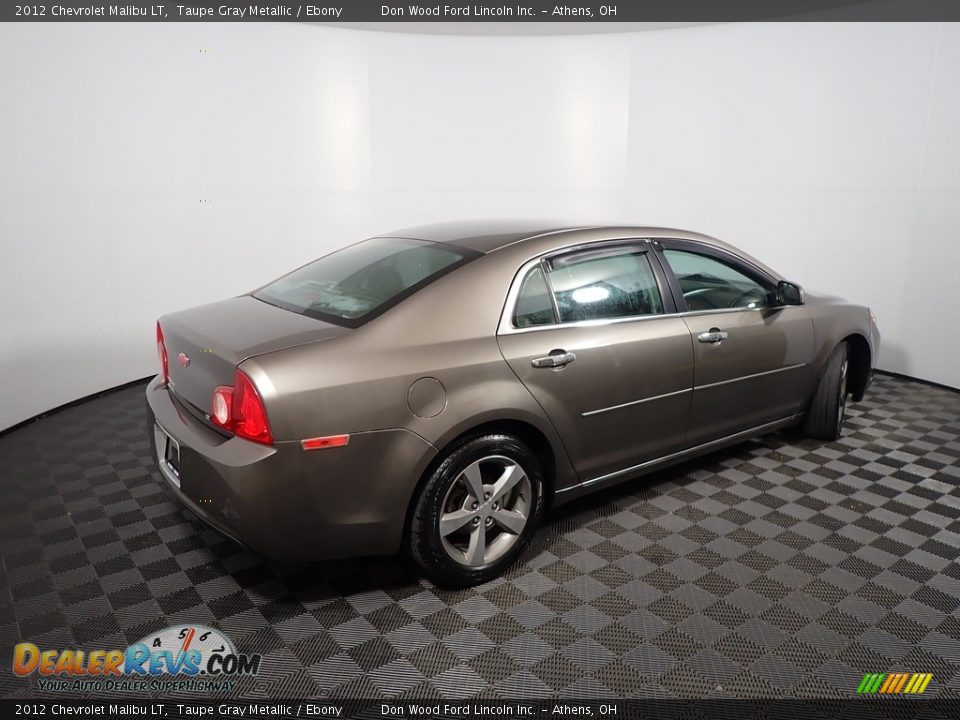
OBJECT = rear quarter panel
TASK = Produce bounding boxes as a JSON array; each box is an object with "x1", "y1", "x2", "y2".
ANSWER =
[{"x1": 241, "y1": 250, "x2": 579, "y2": 493}]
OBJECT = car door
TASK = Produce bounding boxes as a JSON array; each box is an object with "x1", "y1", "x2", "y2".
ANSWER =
[
  {"x1": 655, "y1": 240, "x2": 815, "y2": 447},
  {"x1": 497, "y1": 240, "x2": 694, "y2": 482}
]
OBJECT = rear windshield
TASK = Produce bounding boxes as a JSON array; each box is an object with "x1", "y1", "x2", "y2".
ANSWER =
[{"x1": 253, "y1": 237, "x2": 476, "y2": 327}]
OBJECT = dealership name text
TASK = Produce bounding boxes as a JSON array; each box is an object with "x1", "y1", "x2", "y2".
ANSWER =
[
  {"x1": 382, "y1": 705, "x2": 618, "y2": 716},
  {"x1": 381, "y1": 5, "x2": 617, "y2": 17}
]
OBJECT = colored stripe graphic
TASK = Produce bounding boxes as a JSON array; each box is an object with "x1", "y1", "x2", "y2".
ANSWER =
[
  {"x1": 903, "y1": 674, "x2": 920, "y2": 693},
  {"x1": 879, "y1": 674, "x2": 897, "y2": 693},
  {"x1": 857, "y1": 673, "x2": 884, "y2": 693},
  {"x1": 857, "y1": 673, "x2": 932, "y2": 694}
]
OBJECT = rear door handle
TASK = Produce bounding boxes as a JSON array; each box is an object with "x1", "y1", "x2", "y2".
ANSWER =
[
  {"x1": 698, "y1": 328, "x2": 728, "y2": 344},
  {"x1": 531, "y1": 351, "x2": 576, "y2": 368}
]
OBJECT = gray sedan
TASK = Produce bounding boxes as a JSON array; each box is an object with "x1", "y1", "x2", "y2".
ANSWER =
[{"x1": 147, "y1": 221, "x2": 879, "y2": 586}]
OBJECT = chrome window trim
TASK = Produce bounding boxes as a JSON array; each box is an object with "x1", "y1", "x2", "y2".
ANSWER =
[
  {"x1": 501, "y1": 308, "x2": 684, "y2": 335},
  {"x1": 681, "y1": 306, "x2": 779, "y2": 318},
  {"x1": 500, "y1": 286, "x2": 777, "y2": 337}
]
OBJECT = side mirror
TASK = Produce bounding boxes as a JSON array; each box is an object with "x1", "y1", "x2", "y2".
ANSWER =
[{"x1": 776, "y1": 280, "x2": 804, "y2": 306}]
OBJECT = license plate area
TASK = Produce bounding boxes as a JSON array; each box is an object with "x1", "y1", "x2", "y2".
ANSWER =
[{"x1": 154, "y1": 422, "x2": 181, "y2": 488}]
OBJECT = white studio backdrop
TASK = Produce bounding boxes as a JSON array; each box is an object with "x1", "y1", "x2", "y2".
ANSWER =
[{"x1": 1, "y1": 22, "x2": 958, "y2": 431}]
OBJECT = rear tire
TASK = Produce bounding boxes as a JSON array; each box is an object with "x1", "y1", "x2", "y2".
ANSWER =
[
  {"x1": 409, "y1": 434, "x2": 544, "y2": 588},
  {"x1": 802, "y1": 343, "x2": 849, "y2": 441}
]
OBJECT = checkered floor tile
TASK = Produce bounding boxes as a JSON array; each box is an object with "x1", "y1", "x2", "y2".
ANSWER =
[{"x1": 1, "y1": 375, "x2": 958, "y2": 699}]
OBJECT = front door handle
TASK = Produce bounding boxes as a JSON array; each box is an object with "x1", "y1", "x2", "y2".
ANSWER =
[
  {"x1": 531, "y1": 351, "x2": 577, "y2": 369},
  {"x1": 698, "y1": 328, "x2": 729, "y2": 344}
]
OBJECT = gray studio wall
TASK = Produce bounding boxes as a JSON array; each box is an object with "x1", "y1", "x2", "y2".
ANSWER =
[{"x1": 1, "y1": 22, "x2": 958, "y2": 431}]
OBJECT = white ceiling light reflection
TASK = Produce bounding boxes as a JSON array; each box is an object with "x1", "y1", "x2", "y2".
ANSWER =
[
  {"x1": 311, "y1": 46, "x2": 372, "y2": 191},
  {"x1": 571, "y1": 286, "x2": 610, "y2": 304},
  {"x1": 554, "y1": 39, "x2": 630, "y2": 192}
]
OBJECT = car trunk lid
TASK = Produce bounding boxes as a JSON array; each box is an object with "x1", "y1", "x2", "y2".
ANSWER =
[{"x1": 160, "y1": 295, "x2": 349, "y2": 418}]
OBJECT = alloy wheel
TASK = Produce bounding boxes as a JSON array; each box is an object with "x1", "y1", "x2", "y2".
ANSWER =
[
  {"x1": 438, "y1": 455, "x2": 532, "y2": 567},
  {"x1": 837, "y1": 357, "x2": 849, "y2": 428}
]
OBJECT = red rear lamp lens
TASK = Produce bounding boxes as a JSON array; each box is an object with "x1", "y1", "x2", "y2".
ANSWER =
[
  {"x1": 231, "y1": 370, "x2": 273, "y2": 445},
  {"x1": 156, "y1": 322, "x2": 169, "y2": 385},
  {"x1": 209, "y1": 371, "x2": 273, "y2": 445}
]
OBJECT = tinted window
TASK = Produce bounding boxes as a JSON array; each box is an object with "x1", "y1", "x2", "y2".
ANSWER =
[
  {"x1": 513, "y1": 266, "x2": 556, "y2": 327},
  {"x1": 254, "y1": 238, "x2": 473, "y2": 326},
  {"x1": 547, "y1": 249, "x2": 663, "y2": 323},
  {"x1": 663, "y1": 249, "x2": 772, "y2": 311}
]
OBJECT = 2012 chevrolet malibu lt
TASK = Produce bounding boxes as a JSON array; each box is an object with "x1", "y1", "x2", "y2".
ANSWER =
[{"x1": 147, "y1": 221, "x2": 880, "y2": 586}]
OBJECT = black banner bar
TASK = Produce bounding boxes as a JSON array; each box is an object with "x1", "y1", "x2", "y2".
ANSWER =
[
  {"x1": 2, "y1": 0, "x2": 960, "y2": 23},
  {"x1": 1, "y1": 699, "x2": 958, "y2": 720}
]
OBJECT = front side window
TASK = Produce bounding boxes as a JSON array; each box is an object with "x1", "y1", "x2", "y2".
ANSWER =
[
  {"x1": 663, "y1": 249, "x2": 772, "y2": 311},
  {"x1": 254, "y1": 238, "x2": 474, "y2": 326}
]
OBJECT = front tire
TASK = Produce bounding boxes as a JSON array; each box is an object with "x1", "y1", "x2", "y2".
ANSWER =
[
  {"x1": 802, "y1": 343, "x2": 849, "y2": 441},
  {"x1": 409, "y1": 434, "x2": 544, "y2": 588}
]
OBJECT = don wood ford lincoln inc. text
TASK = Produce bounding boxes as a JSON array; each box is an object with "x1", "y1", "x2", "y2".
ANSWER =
[{"x1": 382, "y1": 5, "x2": 619, "y2": 17}]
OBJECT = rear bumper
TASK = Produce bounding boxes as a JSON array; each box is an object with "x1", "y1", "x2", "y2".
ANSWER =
[{"x1": 145, "y1": 376, "x2": 437, "y2": 561}]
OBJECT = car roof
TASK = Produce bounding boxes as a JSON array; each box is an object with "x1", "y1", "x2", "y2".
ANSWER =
[
  {"x1": 380, "y1": 220, "x2": 592, "y2": 254},
  {"x1": 378, "y1": 220, "x2": 735, "y2": 255}
]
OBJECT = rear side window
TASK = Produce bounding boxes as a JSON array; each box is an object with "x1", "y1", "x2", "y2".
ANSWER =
[
  {"x1": 254, "y1": 238, "x2": 475, "y2": 327},
  {"x1": 547, "y1": 249, "x2": 663, "y2": 323},
  {"x1": 513, "y1": 266, "x2": 555, "y2": 328},
  {"x1": 511, "y1": 248, "x2": 664, "y2": 327}
]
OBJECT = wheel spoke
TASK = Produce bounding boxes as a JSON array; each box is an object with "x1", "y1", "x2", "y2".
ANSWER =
[
  {"x1": 491, "y1": 463, "x2": 525, "y2": 503},
  {"x1": 838, "y1": 360, "x2": 848, "y2": 427},
  {"x1": 440, "y1": 509, "x2": 477, "y2": 537},
  {"x1": 465, "y1": 523, "x2": 486, "y2": 566},
  {"x1": 460, "y1": 461, "x2": 485, "y2": 501},
  {"x1": 438, "y1": 453, "x2": 533, "y2": 568},
  {"x1": 492, "y1": 508, "x2": 527, "y2": 535}
]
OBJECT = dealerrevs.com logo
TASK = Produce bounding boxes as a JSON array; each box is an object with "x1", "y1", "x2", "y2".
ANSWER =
[{"x1": 13, "y1": 624, "x2": 261, "y2": 694}]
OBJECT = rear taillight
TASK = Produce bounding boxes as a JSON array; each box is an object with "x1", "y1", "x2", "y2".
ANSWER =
[
  {"x1": 156, "y1": 322, "x2": 170, "y2": 385},
  {"x1": 210, "y1": 369, "x2": 274, "y2": 445},
  {"x1": 233, "y1": 371, "x2": 273, "y2": 444}
]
